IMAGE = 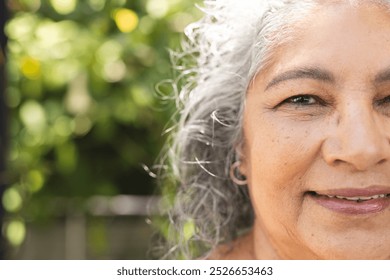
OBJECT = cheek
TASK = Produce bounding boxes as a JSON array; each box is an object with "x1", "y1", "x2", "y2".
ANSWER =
[
  {"x1": 243, "y1": 110, "x2": 325, "y2": 221},
  {"x1": 245, "y1": 112, "x2": 320, "y2": 189}
]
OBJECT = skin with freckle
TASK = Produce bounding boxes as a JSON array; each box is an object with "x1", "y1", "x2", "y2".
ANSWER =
[{"x1": 220, "y1": 2, "x2": 390, "y2": 259}]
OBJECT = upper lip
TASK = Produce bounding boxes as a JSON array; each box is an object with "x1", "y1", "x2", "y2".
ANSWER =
[{"x1": 313, "y1": 186, "x2": 390, "y2": 197}]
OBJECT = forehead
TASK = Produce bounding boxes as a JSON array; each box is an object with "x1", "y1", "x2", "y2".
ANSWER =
[{"x1": 258, "y1": 2, "x2": 390, "y2": 83}]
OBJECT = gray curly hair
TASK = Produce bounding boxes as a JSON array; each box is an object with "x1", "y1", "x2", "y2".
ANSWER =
[{"x1": 158, "y1": 0, "x2": 385, "y2": 259}]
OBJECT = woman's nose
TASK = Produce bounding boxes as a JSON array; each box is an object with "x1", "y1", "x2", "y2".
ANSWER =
[{"x1": 322, "y1": 102, "x2": 390, "y2": 171}]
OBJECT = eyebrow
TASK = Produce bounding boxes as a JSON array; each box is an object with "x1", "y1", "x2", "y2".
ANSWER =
[
  {"x1": 374, "y1": 67, "x2": 390, "y2": 84},
  {"x1": 265, "y1": 67, "x2": 335, "y2": 90}
]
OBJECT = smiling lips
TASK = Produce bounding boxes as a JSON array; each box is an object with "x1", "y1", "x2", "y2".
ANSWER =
[{"x1": 308, "y1": 187, "x2": 390, "y2": 215}]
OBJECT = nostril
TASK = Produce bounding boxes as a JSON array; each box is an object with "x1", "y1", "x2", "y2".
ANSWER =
[{"x1": 332, "y1": 159, "x2": 344, "y2": 166}]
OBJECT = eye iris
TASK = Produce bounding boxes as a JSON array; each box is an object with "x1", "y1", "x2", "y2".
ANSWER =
[{"x1": 291, "y1": 96, "x2": 313, "y2": 104}]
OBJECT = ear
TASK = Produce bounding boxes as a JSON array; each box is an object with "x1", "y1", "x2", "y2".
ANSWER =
[{"x1": 235, "y1": 141, "x2": 248, "y2": 176}]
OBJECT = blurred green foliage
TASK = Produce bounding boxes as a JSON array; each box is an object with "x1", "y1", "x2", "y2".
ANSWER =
[{"x1": 3, "y1": 0, "x2": 201, "y2": 253}]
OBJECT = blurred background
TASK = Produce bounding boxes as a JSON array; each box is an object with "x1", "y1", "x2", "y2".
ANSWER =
[{"x1": 1, "y1": 0, "x2": 201, "y2": 259}]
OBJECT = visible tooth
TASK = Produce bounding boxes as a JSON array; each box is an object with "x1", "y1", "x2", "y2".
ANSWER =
[
  {"x1": 333, "y1": 194, "x2": 387, "y2": 200},
  {"x1": 345, "y1": 197, "x2": 361, "y2": 201},
  {"x1": 327, "y1": 195, "x2": 335, "y2": 198},
  {"x1": 356, "y1": 196, "x2": 373, "y2": 200}
]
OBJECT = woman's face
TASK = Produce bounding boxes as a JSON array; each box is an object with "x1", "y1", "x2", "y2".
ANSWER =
[{"x1": 243, "y1": 2, "x2": 390, "y2": 259}]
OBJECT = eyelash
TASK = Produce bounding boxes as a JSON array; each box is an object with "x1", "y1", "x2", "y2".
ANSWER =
[
  {"x1": 376, "y1": 95, "x2": 390, "y2": 106},
  {"x1": 278, "y1": 94, "x2": 326, "y2": 107},
  {"x1": 275, "y1": 94, "x2": 390, "y2": 110}
]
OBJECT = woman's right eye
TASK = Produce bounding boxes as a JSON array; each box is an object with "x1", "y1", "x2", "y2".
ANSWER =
[
  {"x1": 282, "y1": 94, "x2": 319, "y2": 106},
  {"x1": 271, "y1": 94, "x2": 330, "y2": 116}
]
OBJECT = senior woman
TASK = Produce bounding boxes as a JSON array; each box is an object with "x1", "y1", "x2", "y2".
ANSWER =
[{"x1": 159, "y1": 0, "x2": 390, "y2": 259}]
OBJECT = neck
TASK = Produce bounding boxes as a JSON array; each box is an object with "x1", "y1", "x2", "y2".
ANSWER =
[{"x1": 251, "y1": 227, "x2": 281, "y2": 259}]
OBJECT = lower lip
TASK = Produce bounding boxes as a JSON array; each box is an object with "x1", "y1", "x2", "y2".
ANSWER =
[{"x1": 309, "y1": 194, "x2": 390, "y2": 215}]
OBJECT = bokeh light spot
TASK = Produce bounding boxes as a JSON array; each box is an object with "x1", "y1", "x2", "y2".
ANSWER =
[
  {"x1": 88, "y1": 0, "x2": 105, "y2": 11},
  {"x1": 96, "y1": 40, "x2": 123, "y2": 63},
  {"x1": 20, "y1": 100, "x2": 47, "y2": 132},
  {"x1": 6, "y1": 220, "x2": 26, "y2": 247},
  {"x1": 65, "y1": 74, "x2": 92, "y2": 115},
  {"x1": 50, "y1": 0, "x2": 77, "y2": 15},
  {"x1": 2, "y1": 187, "x2": 23, "y2": 212},
  {"x1": 26, "y1": 170, "x2": 45, "y2": 193},
  {"x1": 146, "y1": 0, "x2": 169, "y2": 19},
  {"x1": 114, "y1": 9, "x2": 139, "y2": 33},
  {"x1": 5, "y1": 14, "x2": 37, "y2": 42},
  {"x1": 102, "y1": 60, "x2": 126, "y2": 82},
  {"x1": 20, "y1": 56, "x2": 41, "y2": 79},
  {"x1": 73, "y1": 116, "x2": 92, "y2": 136}
]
